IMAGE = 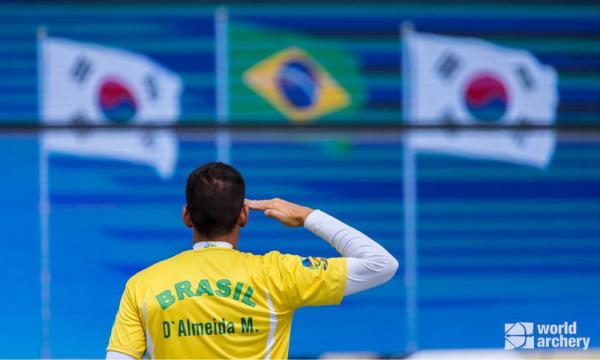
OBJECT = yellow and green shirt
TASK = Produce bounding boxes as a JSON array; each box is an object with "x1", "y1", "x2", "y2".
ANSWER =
[{"x1": 107, "y1": 245, "x2": 347, "y2": 359}]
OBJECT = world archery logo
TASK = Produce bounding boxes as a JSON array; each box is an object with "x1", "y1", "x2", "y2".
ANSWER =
[
  {"x1": 97, "y1": 77, "x2": 137, "y2": 123},
  {"x1": 243, "y1": 47, "x2": 350, "y2": 122},
  {"x1": 301, "y1": 257, "x2": 328, "y2": 271},
  {"x1": 505, "y1": 322, "x2": 534, "y2": 350},
  {"x1": 463, "y1": 72, "x2": 509, "y2": 122},
  {"x1": 504, "y1": 321, "x2": 591, "y2": 351}
]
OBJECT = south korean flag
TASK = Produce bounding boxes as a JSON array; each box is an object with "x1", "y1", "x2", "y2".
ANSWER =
[
  {"x1": 40, "y1": 37, "x2": 182, "y2": 178},
  {"x1": 404, "y1": 31, "x2": 558, "y2": 168}
]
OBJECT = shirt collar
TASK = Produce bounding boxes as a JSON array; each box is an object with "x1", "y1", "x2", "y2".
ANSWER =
[{"x1": 193, "y1": 241, "x2": 234, "y2": 250}]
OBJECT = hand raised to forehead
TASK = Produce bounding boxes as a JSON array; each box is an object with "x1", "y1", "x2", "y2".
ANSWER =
[{"x1": 246, "y1": 198, "x2": 313, "y2": 228}]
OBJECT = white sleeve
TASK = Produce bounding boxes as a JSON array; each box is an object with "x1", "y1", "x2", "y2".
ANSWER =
[
  {"x1": 106, "y1": 351, "x2": 136, "y2": 360},
  {"x1": 303, "y1": 210, "x2": 399, "y2": 296}
]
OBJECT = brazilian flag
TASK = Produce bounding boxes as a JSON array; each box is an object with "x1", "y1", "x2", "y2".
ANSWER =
[{"x1": 229, "y1": 22, "x2": 365, "y2": 123}]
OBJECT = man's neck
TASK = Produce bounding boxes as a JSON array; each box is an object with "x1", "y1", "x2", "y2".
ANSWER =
[{"x1": 192, "y1": 228, "x2": 238, "y2": 249}]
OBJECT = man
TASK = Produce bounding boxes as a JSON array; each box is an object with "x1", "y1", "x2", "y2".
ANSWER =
[{"x1": 107, "y1": 162, "x2": 398, "y2": 359}]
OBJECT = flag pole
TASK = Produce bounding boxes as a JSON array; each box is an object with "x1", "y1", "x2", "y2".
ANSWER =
[
  {"x1": 37, "y1": 26, "x2": 51, "y2": 358},
  {"x1": 215, "y1": 6, "x2": 231, "y2": 164},
  {"x1": 401, "y1": 21, "x2": 418, "y2": 355}
]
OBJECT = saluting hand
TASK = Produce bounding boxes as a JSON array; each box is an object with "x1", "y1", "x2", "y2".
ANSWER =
[{"x1": 245, "y1": 198, "x2": 313, "y2": 227}]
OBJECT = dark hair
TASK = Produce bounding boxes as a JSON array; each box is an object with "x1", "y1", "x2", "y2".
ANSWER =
[{"x1": 185, "y1": 162, "x2": 245, "y2": 238}]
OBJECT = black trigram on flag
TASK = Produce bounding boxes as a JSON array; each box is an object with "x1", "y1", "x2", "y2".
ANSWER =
[
  {"x1": 71, "y1": 55, "x2": 93, "y2": 84},
  {"x1": 436, "y1": 51, "x2": 460, "y2": 80},
  {"x1": 144, "y1": 75, "x2": 158, "y2": 100},
  {"x1": 515, "y1": 65, "x2": 535, "y2": 91},
  {"x1": 512, "y1": 118, "x2": 531, "y2": 148}
]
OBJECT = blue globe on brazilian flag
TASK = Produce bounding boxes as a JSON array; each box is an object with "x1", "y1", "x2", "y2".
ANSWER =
[
  {"x1": 230, "y1": 23, "x2": 364, "y2": 123},
  {"x1": 243, "y1": 47, "x2": 350, "y2": 122}
]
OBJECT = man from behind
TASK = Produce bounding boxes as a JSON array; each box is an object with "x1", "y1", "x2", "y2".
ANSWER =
[{"x1": 107, "y1": 162, "x2": 398, "y2": 359}]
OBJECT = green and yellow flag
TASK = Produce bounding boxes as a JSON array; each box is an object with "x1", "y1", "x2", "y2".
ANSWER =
[{"x1": 229, "y1": 23, "x2": 364, "y2": 123}]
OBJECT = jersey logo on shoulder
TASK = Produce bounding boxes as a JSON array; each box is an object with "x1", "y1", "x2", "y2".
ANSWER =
[{"x1": 301, "y1": 257, "x2": 328, "y2": 271}]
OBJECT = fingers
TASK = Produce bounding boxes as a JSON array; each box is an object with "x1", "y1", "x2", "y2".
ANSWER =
[
  {"x1": 245, "y1": 199, "x2": 269, "y2": 211},
  {"x1": 245, "y1": 198, "x2": 282, "y2": 211},
  {"x1": 264, "y1": 209, "x2": 288, "y2": 223},
  {"x1": 245, "y1": 198, "x2": 306, "y2": 227}
]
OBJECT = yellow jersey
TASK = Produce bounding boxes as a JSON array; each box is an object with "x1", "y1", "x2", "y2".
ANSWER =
[{"x1": 107, "y1": 246, "x2": 347, "y2": 359}]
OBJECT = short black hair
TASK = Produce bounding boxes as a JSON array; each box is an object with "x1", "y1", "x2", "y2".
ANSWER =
[{"x1": 185, "y1": 162, "x2": 245, "y2": 238}]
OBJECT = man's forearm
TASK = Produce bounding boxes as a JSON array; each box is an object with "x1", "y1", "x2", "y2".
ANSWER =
[{"x1": 303, "y1": 210, "x2": 399, "y2": 296}]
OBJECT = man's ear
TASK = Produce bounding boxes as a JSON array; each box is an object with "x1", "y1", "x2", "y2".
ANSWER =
[
  {"x1": 182, "y1": 205, "x2": 193, "y2": 228},
  {"x1": 239, "y1": 203, "x2": 249, "y2": 228}
]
